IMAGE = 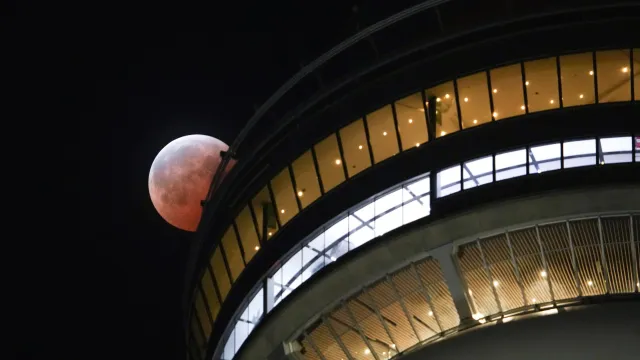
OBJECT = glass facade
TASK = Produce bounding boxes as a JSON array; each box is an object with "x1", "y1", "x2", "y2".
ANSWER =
[{"x1": 190, "y1": 48, "x2": 639, "y2": 360}]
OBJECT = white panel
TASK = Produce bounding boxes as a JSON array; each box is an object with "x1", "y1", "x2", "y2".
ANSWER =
[
  {"x1": 301, "y1": 247, "x2": 325, "y2": 281},
  {"x1": 234, "y1": 321, "x2": 249, "y2": 353},
  {"x1": 438, "y1": 165, "x2": 461, "y2": 197},
  {"x1": 529, "y1": 143, "x2": 561, "y2": 173},
  {"x1": 563, "y1": 139, "x2": 595, "y2": 156},
  {"x1": 307, "y1": 233, "x2": 325, "y2": 252},
  {"x1": 375, "y1": 207, "x2": 403, "y2": 237},
  {"x1": 600, "y1": 136, "x2": 632, "y2": 152},
  {"x1": 375, "y1": 188, "x2": 403, "y2": 215},
  {"x1": 324, "y1": 216, "x2": 349, "y2": 247},
  {"x1": 247, "y1": 289, "x2": 263, "y2": 323},
  {"x1": 281, "y1": 250, "x2": 302, "y2": 288},
  {"x1": 353, "y1": 200, "x2": 375, "y2": 222},
  {"x1": 496, "y1": 148, "x2": 526, "y2": 181},
  {"x1": 463, "y1": 155, "x2": 493, "y2": 189},
  {"x1": 222, "y1": 330, "x2": 235, "y2": 359},
  {"x1": 348, "y1": 221, "x2": 375, "y2": 248},
  {"x1": 406, "y1": 175, "x2": 430, "y2": 196},
  {"x1": 403, "y1": 195, "x2": 430, "y2": 224}
]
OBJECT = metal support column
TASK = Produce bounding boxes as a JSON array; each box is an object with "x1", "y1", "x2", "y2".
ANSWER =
[{"x1": 430, "y1": 243, "x2": 473, "y2": 320}]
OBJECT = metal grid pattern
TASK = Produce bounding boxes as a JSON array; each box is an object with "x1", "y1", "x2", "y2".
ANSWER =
[{"x1": 299, "y1": 257, "x2": 458, "y2": 360}]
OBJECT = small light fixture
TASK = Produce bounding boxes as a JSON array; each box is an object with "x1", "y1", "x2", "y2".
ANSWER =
[
  {"x1": 525, "y1": 81, "x2": 530, "y2": 86},
  {"x1": 464, "y1": 97, "x2": 469, "y2": 102},
  {"x1": 297, "y1": 190, "x2": 304, "y2": 197},
  {"x1": 589, "y1": 70, "x2": 594, "y2": 75},
  {"x1": 280, "y1": 209, "x2": 285, "y2": 214},
  {"x1": 254, "y1": 245, "x2": 260, "y2": 251},
  {"x1": 549, "y1": 99, "x2": 555, "y2": 104},
  {"x1": 445, "y1": 93, "x2": 450, "y2": 99},
  {"x1": 436, "y1": 97, "x2": 441, "y2": 102},
  {"x1": 621, "y1": 66, "x2": 629, "y2": 73},
  {"x1": 473, "y1": 119, "x2": 478, "y2": 124},
  {"x1": 540, "y1": 270, "x2": 547, "y2": 278},
  {"x1": 335, "y1": 159, "x2": 341, "y2": 165},
  {"x1": 587, "y1": 280, "x2": 593, "y2": 286},
  {"x1": 440, "y1": 130, "x2": 446, "y2": 136},
  {"x1": 383, "y1": 131, "x2": 388, "y2": 136},
  {"x1": 391, "y1": 344, "x2": 396, "y2": 349},
  {"x1": 531, "y1": 298, "x2": 537, "y2": 303},
  {"x1": 268, "y1": 232, "x2": 273, "y2": 236},
  {"x1": 428, "y1": 311, "x2": 434, "y2": 316},
  {"x1": 600, "y1": 160, "x2": 605, "y2": 165},
  {"x1": 493, "y1": 88, "x2": 498, "y2": 93},
  {"x1": 579, "y1": 94, "x2": 584, "y2": 99},
  {"x1": 415, "y1": 143, "x2": 420, "y2": 147},
  {"x1": 408, "y1": 118, "x2": 413, "y2": 123},
  {"x1": 492, "y1": 111, "x2": 498, "y2": 118},
  {"x1": 358, "y1": 145, "x2": 363, "y2": 150},
  {"x1": 493, "y1": 280, "x2": 499, "y2": 287},
  {"x1": 364, "y1": 349, "x2": 370, "y2": 355},
  {"x1": 520, "y1": 105, "x2": 526, "y2": 110}
]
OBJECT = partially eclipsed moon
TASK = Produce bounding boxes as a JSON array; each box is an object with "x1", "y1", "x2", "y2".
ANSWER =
[{"x1": 148, "y1": 134, "x2": 234, "y2": 232}]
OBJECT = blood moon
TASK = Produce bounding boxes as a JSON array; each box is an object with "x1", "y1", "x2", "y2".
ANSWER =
[{"x1": 148, "y1": 134, "x2": 233, "y2": 232}]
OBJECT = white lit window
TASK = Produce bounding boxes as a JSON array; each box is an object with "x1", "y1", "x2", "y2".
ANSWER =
[
  {"x1": 375, "y1": 189, "x2": 403, "y2": 237},
  {"x1": 529, "y1": 143, "x2": 561, "y2": 173},
  {"x1": 437, "y1": 165, "x2": 461, "y2": 197},
  {"x1": 495, "y1": 148, "x2": 527, "y2": 181},
  {"x1": 222, "y1": 329, "x2": 235, "y2": 359},
  {"x1": 600, "y1": 136, "x2": 632, "y2": 164},
  {"x1": 324, "y1": 217, "x2": 350, "y2": 260},
  {"x1": 563, "y1": 139, "x2": 596, "y2": 168},
  {"x1": 463, "y1": 156, "x2": 493, "y2": 189},
  {"x1": 406, "y1": 175, "x2": 430, "y2": 196}
]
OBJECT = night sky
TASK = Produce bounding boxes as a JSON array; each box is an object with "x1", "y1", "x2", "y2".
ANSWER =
[{"x1": 11, "y1": 1, "x2": 421, "y2": 359}]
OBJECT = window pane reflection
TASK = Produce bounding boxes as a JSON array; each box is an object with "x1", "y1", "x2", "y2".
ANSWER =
[
  {"x1": 339, "y1": 119, "x2": 372, "y2": 177},
  {"x1": 496, "y1": 148, "x2": 526, "y2": 181},
  {"x1": 529, "y1": 143, "x2": 561, "y2": 174},
  {"x1": 366, "y1": 105, "x2": 399, "y2": 163},
  {"x1": 463, "y1": 156, "x2": 493, "y2": 189},
  {"x1": 251, "y1": 186, "x2": 278, "y2": 241},
  {"x1": 490, "y1": 64, "x2": 526, "y2": 120},
  {"x1": 395, "y1": 93, "x2": 429, "y2": 149},
  {"x1": 600, "y1": 137, "x2": 632, "y2": 164},
  {"x1": 563, "y1": 139, "x2": 596, "y2": 168},
  {"x1": 314, "y1": 134, "x2": 346, "y2": 192},
  {"x1": 221, "y1": 226, "x2": 244, "y2": 281},
  {"x1": 524, "y1": 57, "x2": 559, "y2": 113},
  {"x1": 560, "y1": 52, "x2": 595, "y2": 107},
  {"x1": 457, "y1": 72, "x2": 492, "y2": 128},
  {"x1": 426, "y1": 81, "x2": 459, "y2": 137},
  {"x1": 236, "y1": 205, "x2": 260, "y2": 262},
  {"x1": 596, "y1": 50, "x2": 631, "y2": 103},
  {"x1": 271, "y1": 167, "x2": 299, "y2": 225},
  {"x1": 437, "y1": 165, "x2": 461, "y2": 197},
  {"x1": 374, "y1": 189, "x2": 403, "y2": 237},
  {"x1": 291, "y1": 151, "x2": 321, "y2": 209}
]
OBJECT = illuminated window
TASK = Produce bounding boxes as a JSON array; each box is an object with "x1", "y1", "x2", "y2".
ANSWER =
[
  {"x1": 425, "y1": 81, "x2": 459, "y2": 137},
  {"x1": 463, "y1": 156, "x2": 493, "y2": 189},
  {"x1": 291, "y1": 150, "x2": 321, "y2": 209},
  {"x1": 600, "y1": 136, "x2": 632, "y2": 164},
  {"x1": 366, "y1": 105, "x2": 399, "y2": 163},
  {"x1": 529, "y1": 143, "x2": 561, "y2": 173},
  {"x1": 251, "y1": 186, "x2": 278, "y2": 241},
  {"x1": 560, "y1": 52, "x2": 595, "y2": 107},
  {"x1": 457, "y1": 72, "x2": 492, "y2": 128},
  {"x1": 270, "y1": 167, "x2": 299, "y2": 225},
  {"x1": 596, "y1": 49, "x2": 631, "y2": 103},
  {"x1": 374, "y1": 188, "x2": 403, "y2": 237},
  {"x1": 437, "y1": 165, "x2": 461, "y2": 197},
  {"x1": 496, "y1": 148, "x2": 527, "y2": 181},
  {"x1": 524, "y1": 57, "x2": 559, "y2": 113},
  {"x1": 563, "y1": 139, "x2": 596, "y2": 168},
  {"x1": 221, "y1": 226, "x2": 244, "y2": 281},
  {"x1": 489, "y1": 64, "x2": 526, "y2": 120},
  {"x1": 302, "y1": 233, "x2": 327, "y2": 281},
  {"x1": 402, "y1": 175, "x2": 430, "y2": 224},
  {"x1": 314, "y1": 134, "x2": 346, "y2": 192},
  {"x1": 201, "y1": 269, "x2": 220, "y2": 320},
  {"x1": 235, "y1": 205, "x2": 260, "y2": 262},
  {"x1": 339, "y1": 119, "x2": 372, "y2": 177},
  {"x1": 395, "y1": 93, "x2": 429, "y2": 149},
  {"x1": 348, "y1": 200, "x2": 375, "y2": 250},
  {"x1": 210, "y1": 247, "x2": 231, "y2": 300},
  {"x1": 634, "y1": 49, "x2": 640, "y2": 100}
]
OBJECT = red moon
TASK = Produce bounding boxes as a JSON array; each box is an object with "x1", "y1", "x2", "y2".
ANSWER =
[{"x1": 148, "y1": 134, "x2": 233, "y2": 232}]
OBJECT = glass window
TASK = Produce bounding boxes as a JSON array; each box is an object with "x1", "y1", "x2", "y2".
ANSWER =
[
  {"x1": 339, "y1": 119, "x2": 372, "y2": 177},
  {"x1": 395, "y1": 93, "x2": 429, "y2": 149},
  {"x1": 348, "y1": 201, "x2": 375, "y2": 250},
  {"x1": 529, "y1": 143, "x2": 561, "y2": 173},
  {"x1": 210, "y1": 247, "x2": 231, "y2": 300},
  {"x1": 201, "y1": 269, "x2": 221, "y2": 320},
  {"x1": 271, "y1": 167, "x2": 299, "y2": 225},
  {"x1": 596, "y1": 49, "x2": 631, "y2": 103},
  {"x1": 600, "y1": 137, "x2": 632, "y2": 164},
  {"x1": 195, "y1": 289, "x2": 212, "y2": 339},
  {"x1": 236, "y1": 205, "x2": 260, "y2": 262},
  {"x1": 495, "y1": 148, "x2": 527, "y2": 181},
  {"x1": 366, "y1": 105, "x2": 399, "y2": 163},
  {"x1": 191, "y1": 315, "x2": 206, "y2": 355},
  {"x1": 251, "y1": 186, "x2": 278, "y2": 241},
  {"x1": 560, "y1": 52, "x2": 595, "y2": 107},
  {"x1": 489, "y1": 63, "x2": 526, "y2": 120},
  {"x1": 246, "y1": 289, "x2": 264, "y2": 325},
  {"x1": 314, "y1": 134, "x2": 345, "y2": 192},
  {"x1": 457, "y1": 72, "x2": 492, "y2": 128},
  {"x1": 402, "y1": 177, "x2": 430, "y2": 225},
  {"x1": 324, "y1": 217, "x2": 349, "y2": 260},
  {"x1": 221, "y1": 226, "x2": 244, "y2": 281},
  {"x1": 636, "y1": 137, "x2": 640, "y2": 162},
  {"x1": 463, "y1": 156, "x2": 493, "y2": 189},
  {"x1": 524, "y1": 57, "x2": 560, "y2": 113},
  {"x1": 437, "y1": 165, "x2": 461, "y2": 197},
  {"x1": 426, "y1": 81, "x2": 459, "y2": 137},
  {"x1": 302, "y1": 234, "x2": 326, "y2": 282},
  {"x1": 233, "y1": 319, "x2": 249, "y2": 354},
  {"x1": 563, "y1": 139, "x2": 596, "y2": 168},
  {"x1": 634, "y1": 49, "x2": 639, "y2": 101},
  {"x1": 291, "y1": 150, "x2": 321, "y2": 209},
  {"x1": 222, "y1": 329, "x2": 235, "y2": 359},
  {"x1": 374, "y1": 188, "x2": 403, "y2": 237}
]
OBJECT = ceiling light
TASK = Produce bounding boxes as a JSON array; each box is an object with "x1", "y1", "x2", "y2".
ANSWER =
[
  {"x1": 473, "y1": 119, "x2": 478, "y2": 124},
  {"x1": 335, "y1": 159, "x2": 341, "y2": 165},
  {"x1": 578, "y1": 94, "x2": 584, "y2": 99},
  {"x1": 521, "y1": 105, "x2": 526, "y2": 110},
  {"x1": 493, "y1": 280, "x2": 499, "y2": 287},
  {"x1": 493, "y1": 88, "x2": 498, "y2": 93},
  {"x1": 440, "y1": 130, "x2": 446, "y2": 136},
  {"x1": 416, "y1": 143, "x2": 420, "y2": 147},
  {"x1": 330, "y1": 256, "x2": 336, "y2": 261},
  {"x1": 600, "y1": 160, "x2": 605, "y2": 165},
  {"x1": 492, "y1": 111, "x2": 498, "y2": 118},
  {"x1": 408, "y1": 118, "x2": 413, "y2": 123},
  {"x1": 531, "y1": 298, "x2": 537, "y2": 303},
  {"x1": 587, "y1": 280, "x2": 593, "y2": 286},
  {"x1": 589, "y1": 70, "x2": 594, "y2": 75},
  {"x1": 391, "y1": 344, "x2": 396, "y2": 349},
  {"x1": 445, "y1": 93, "x2": 450, "y2": 99},
  {"x1": 364, "y1": 349, "x2": 370, "y2": 355},
  {"x1": 468, "y1": 289, "x2": 473, "y2": 295},
  {"x1": 358, "y1": 145, "x2": 363, "y2": 150},
  {"x1": 419, "y1": 108, "x2": 425, "y2": 112},
  {"x1": 428, "y1": 311, "x2": 434, "y2": 316},
  {"x1": 540, "y1": 270, "x2": 547, "y2": 278},
  {"x1": 549, "y1": 99, "x2": 554, "y2": 104},
  {"x1": 622, "y1": 66, "x2": 628, "y2": 73},
  {"x1": 436, "y1": 97, "x2": 441, "y2": 102},
  {"x1": 268, "y1": 232, "x2": 273, "y2": 236},
  {"x1": 280, "y1": 209, "x2": 285, "y2": 214},
  {"x1": 383, "y1": 131, "x2": 387, "y2": 136},
  {"x1": 464, "y1": 97, "x2": 469, "y2": 102},
  {"x1": 472, "y1": 313, "x2": 484, "y2": 320},
  {"x1": 254, "y1": 245, "x2": 260, "y2": 251},
  {"x1": 502, "y1": 316, "x2": 514, "y2": 323},
  {"x1": 525, "y1": 81, "x2": 530, "y2": 86},
  {"x1": 297, "y1": 190, "x2": 304, "y2": 197}
]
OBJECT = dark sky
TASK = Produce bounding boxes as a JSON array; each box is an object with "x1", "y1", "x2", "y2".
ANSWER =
[{"x1": 12, "y1": 1, "x2": 420, "y2": 359}]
